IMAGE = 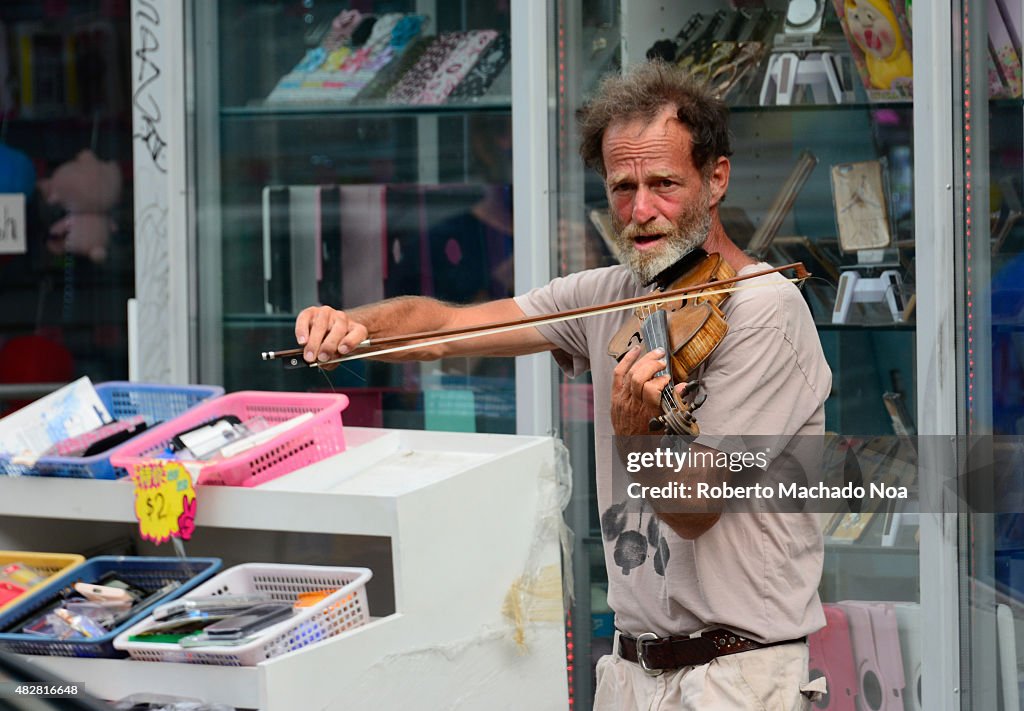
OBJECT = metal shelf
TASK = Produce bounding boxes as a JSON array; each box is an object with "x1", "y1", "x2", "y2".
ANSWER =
[{"x1": 220, "y1": 97, "x2": 512, "y2": 120}]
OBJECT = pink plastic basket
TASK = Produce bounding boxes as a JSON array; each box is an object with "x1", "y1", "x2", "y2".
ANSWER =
[{"x1": 110, "y1": 391, "x2": 349, "y2": 487}]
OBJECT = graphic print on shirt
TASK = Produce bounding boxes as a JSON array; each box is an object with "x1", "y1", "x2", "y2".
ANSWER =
[{"x1": 601, "y1": 501, "x2": 670, "y2": 576}]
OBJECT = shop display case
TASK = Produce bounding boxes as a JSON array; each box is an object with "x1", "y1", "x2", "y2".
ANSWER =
[
  {"x1": 189, "y1": 0, "x2": 520, "y2": 435},
  {"x1": 549, "y1": 0, "x2": 925, "y2": 704},
  {"x1": 0, "y1": 1, "x2": 134, "y2": 409}
]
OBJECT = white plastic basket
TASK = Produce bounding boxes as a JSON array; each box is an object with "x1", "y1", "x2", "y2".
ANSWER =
[{"x1": 113, "y1": 563, "x2": 371, "y2": 666}]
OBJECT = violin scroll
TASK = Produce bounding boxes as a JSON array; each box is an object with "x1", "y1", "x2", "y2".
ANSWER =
[{"x1": 648, "y1": 380, "x2": 704, "y2": 436}]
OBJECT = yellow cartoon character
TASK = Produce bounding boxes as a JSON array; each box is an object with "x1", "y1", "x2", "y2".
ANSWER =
[{"x1": 844, "y1": 0, "x2": 913, "y2": 89}]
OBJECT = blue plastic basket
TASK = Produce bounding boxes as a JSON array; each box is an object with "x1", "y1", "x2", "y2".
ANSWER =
[
  {"x1": 0, "y1": 556, "x2": 221, "y2": 658},
  {"x1": 1, "y1": 381, "x2": 223, "y2": 479}
]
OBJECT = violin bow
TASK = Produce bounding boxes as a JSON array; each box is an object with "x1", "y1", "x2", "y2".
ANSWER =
[{"x1": 262, "y1": 261, "x2": 810, "y2": 368}]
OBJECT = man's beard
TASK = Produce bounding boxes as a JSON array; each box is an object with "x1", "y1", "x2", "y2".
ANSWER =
[{"x1": 611, "y1": 188, "x2": 712, "y2": 285}]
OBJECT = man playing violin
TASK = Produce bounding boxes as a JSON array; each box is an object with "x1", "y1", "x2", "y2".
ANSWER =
[{"x1": 295, "y1": 61, "x2": 830, "y2": 710}]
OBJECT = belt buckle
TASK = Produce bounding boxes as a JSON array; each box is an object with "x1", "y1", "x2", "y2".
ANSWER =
[{"x1": 635, "y1": 632, "x2": 663, "y2": 676}]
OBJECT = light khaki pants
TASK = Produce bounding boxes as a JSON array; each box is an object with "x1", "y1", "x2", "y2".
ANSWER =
[{"x1": 594, "y1": 634, "x2": 817, "y2": 711}]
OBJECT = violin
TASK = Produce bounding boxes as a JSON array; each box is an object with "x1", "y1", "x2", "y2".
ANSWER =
[{"x1": 606, "y1": 249, "x2": 737, "y2": 437}]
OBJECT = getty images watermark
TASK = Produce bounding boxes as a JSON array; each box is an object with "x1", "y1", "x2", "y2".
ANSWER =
[{"x1": 611, "y1": 434, "x2": 1024, "y2": 514}]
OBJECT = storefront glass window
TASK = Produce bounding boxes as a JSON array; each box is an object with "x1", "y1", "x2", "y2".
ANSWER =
[
  {"x1": 551, "y1": 1, "x2": 920, "y2": 705},
  {"x1": 0, "y1": 1, "x2": 134, "y2": 415},
  {"x1": 192, "y1": 1, "x2": 516, "y2": 434}
]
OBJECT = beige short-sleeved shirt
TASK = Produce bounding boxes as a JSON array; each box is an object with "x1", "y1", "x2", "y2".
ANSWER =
[{"x1": 515, "y1": 262, "x2": 832, "y2": 643}]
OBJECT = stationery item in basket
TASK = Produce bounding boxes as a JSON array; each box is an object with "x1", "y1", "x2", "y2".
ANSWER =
[
  {"x1": 107, "y1": 581, "x2": 183, "y2": 628},
  {"x1": 40, "y1": 416, "x2": 147, "y2": 458},
  {"x1": 216, "y1": 412, "x2": 314, "y2": 459},
  {"x1": 128, "y1": 615, "x2": 229, "y2": 641},
  {"x1": 3, "y1": 582, "x2": 106, "y2": 635},
  {"x1": 22, "y1": 611, "x2": 79, "y2": 639},
  {"x1": 295, "y1": 589, "x2": 334, "y2": 608},
  {"x1": 152, "y1": 594, "x2": 275, "y2": 621},
  {"x1": 47, "y1": 608, "x2": 107, "y2": 638},
  {"x1": 15, "y1": 576, "x2": 155, "y2": 637},
  {"x1": 0, "y1": 563, "x2": 45, "y2": 589},
  {"x1": 73, "y1": 582, "x2": 134, "y2": 605},
  {"x1": 93, "y1": 572, "x2": 147, "y2": 599},
  {"x1": 169, "y1": 414, "x2": 243, "y2": 457},
  {"x1": 0, "y1": 583, "x2": 27, "y2": 606},
  {"x1": 63, "y1": 601, "x2": 125, "y2": 628},
  {"x1": 202, "y1": 602, "x2": 295, "y2": 639},
  {"x1": 0, "y1": 376, "x2": 112, "y2": 466},
  {"x1": 128, "y1": 631, "x2": 206, "y2": 645},
  {"x1": 178, "y1": 633, "x2": 252, "y2": 648}
]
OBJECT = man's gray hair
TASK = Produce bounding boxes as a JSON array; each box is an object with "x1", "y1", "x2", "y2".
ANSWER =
[{"x1": 577, "y1": 61, "x2": 732, "y2": 177}]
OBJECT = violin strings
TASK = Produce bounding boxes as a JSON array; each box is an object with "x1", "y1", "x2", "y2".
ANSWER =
[
  {"x1": 318, "y1": 365, "x2": 337, "y2": 393},
  {"x1": 316, "y1": 360, "x2": 369, "y2": 393},
  {"x1": 313, "y1": 276, "x2": 807, "y2": 368},
  {"x1": 799, "y1": 274, "x2": 839, "y2": 292}
]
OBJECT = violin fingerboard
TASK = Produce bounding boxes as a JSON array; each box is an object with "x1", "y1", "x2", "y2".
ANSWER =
[{"x1": 640, "y1": 308, "x2": 672, "y2": 380}]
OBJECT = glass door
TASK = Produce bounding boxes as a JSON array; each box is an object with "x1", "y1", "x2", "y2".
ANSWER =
[{"x1": 957, "y1": 0, "x2": 1024, "y2": 708}]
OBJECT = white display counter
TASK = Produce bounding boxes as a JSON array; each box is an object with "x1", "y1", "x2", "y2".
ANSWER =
[{"x1": 0, "y1": 428, "x2": 570, "y2": 710}]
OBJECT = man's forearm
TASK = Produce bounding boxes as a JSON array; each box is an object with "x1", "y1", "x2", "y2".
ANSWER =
[
  {"x1": 349, "y1": 296, "x2": 452, "y2": 340},
  {"x1": 645, "y1": 463, "x2": 728, "y2": 539},
  {"x1": 616, "y1": 437, "x2": 730, "y2": 539},
  {"x1": 348, "y1": 296, "x2": 456, "y2": 361}
]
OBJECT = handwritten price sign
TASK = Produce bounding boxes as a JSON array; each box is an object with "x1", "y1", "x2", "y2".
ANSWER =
[{"x1": 130, "y1": 460, "x2": 197, "y2": 544}]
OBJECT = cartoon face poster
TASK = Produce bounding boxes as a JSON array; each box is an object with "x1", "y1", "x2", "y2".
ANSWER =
[{"x1": 834, "y1": 0, "x2": 914, "y2": 99}]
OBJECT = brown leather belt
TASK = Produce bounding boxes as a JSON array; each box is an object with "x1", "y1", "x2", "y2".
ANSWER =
[{"x1": 617, "y1": 629, "x2": 805, "y2": 674}]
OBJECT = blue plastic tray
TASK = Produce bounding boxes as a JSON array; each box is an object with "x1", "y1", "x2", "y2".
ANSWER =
[
  {"x1": 0, "y1": 556, "x2": 221, "y2": 658},
  {"x1": 1, "y1": 381, "x2": 223, "y2": 479}
]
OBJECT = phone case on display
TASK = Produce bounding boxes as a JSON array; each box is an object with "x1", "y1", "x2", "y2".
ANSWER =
[
  {"x1": 170, "y1": 415, "x2": 243, "y2": 453},
  {"x1": 808, "y1": 603, "x2": 858, "y2": 710},
  {"x1": 262, "y1": 185, "x2": 292, "y2": 314},
  {"x1": 316, "y1": 185, "x2": 343, "y2": 307},
  {"x1": 152, "y1": 594, "x2": 275, "y2": 622},
  {"x1": 837, "y1": 601, "x2": 906, "y2": 711},
  {"x1": 338, "y1": 185, "x2": 386, "y2": 307},
  {"x1": 203, "y1": 602, "x2": 294, "y2": 639},
  {"x1": 80, "y1": 420, "x2": 149, "y2": 457},
  {"x1": 383, "y1": 185, "x2": 429, "y2": 298},
  {"x1": 73, "y1": 582, "x2": 133, "y2": 604},
  {"x1": 893, "y1": 602, "x2": 922, "y2": 711},
  {"x1": 287, "y1": 186, "x2": 321, "y2": 311},
  {"x1": 43, "y1": 415, "x2": 146, "y2": 457},
  {"x1": 261, "y1": 184, "x2": 325, "y2": 315}
]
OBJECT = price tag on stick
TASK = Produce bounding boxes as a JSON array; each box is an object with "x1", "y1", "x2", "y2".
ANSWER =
[{"x1": 130, "y1": 460, "x2": 198, "y2": 544}]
